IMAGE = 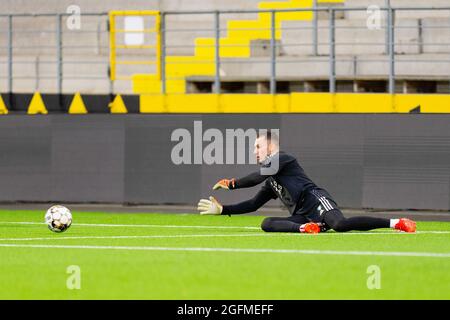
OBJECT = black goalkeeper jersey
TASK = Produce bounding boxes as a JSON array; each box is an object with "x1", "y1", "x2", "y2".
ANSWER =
[{"x1": 222, "y1": 151, "x2": 325, "y2": 216}]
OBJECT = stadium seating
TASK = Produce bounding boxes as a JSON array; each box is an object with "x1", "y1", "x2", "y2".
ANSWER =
[{"x1": 0, "y1": 0, "x2": 449, "y2": 97}]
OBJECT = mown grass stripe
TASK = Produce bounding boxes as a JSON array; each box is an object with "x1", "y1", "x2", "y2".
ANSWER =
[{"x1": 0, "y1": 243, "x2": 449, "y2": 258}]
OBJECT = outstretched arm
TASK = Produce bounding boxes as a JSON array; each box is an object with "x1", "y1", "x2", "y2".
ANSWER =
[
  {"x1": 221, "y1": 186, "x2": 276, "y2": 215},
  {"x1": 234, "y1": 171, "x2": 268, "y2": 189},
  {"x1": 213, "y1": 171, "x2": 269, "y2": 190},
  {"x1": 213, "y1": 153, "x2": 293, "y2": 190}
]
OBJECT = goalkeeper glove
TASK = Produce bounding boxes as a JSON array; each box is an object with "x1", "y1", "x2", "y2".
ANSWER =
[
  {"x1": 212, "y1": 178, "x2": 236, "y2": 190},
  {"x1": 197, "y1": 196, "x2": 223, "y2": 215}
]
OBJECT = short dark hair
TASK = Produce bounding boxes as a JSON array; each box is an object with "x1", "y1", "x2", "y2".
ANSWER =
[{"x1": 258, "y1": 130, "x2": 279, "y2": 146}]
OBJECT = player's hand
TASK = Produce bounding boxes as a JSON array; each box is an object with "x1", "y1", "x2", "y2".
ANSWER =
[
  {"x1": 197, "y1": 196, "x2": 223, "y2": 215},
  {"x1": 212, "y1": 178, "x2": 236, "y2": 190}
]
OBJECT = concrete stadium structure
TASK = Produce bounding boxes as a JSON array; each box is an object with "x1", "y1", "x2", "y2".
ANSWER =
[{"x1": 0, "y1": 0, "x2": 449, "y2": 96}]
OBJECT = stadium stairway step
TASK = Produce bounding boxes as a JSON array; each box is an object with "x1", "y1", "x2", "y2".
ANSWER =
[
  {"x1": 280, "y1": 18, "x2": 425, "y2": 56},
  {"x1": 3, "y1": 0, "x2": 449, "y2": 94},
  {"x1": 217, "y1": 53, "x2": 450, "y2": 79},
  {"x1": 132, "y1": 0, "x2": 342, "y2": 94}
]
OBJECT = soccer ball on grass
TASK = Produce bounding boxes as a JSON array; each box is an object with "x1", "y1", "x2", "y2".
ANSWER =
[{"x1": 45, "y1": 205, "x2": 72, "y2": 233}]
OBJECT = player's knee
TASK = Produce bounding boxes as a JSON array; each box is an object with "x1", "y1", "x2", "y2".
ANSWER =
[
  {"x1": 323, "y1": 209, "x2": 349, "y2": 232},
  {"x1": 330, "y1": 220, "x2": 349, "y2": 232},
  {"x1": 261, "y1": 217, "x2": 275, "y2": 232}
]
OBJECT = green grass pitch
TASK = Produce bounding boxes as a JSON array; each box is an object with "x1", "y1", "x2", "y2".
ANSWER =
[{"x1": 0, "y1": 209, "x2": 449, "y2": 300}]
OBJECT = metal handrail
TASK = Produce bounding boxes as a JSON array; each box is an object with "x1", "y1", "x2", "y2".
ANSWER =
[
  {"x1": 1, "y1": 6, "x2": 449, "y2": 17},
  {"x1": 1, "y1": 6, "x2": 450, "y2": 95}
]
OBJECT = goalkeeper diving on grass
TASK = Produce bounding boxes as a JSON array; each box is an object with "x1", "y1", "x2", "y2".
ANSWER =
[{"x1": 197, "y1": 131, "x2": 416, "y2": 234}]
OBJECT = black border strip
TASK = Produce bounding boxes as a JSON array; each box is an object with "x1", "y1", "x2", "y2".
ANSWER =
[{"x1": 0, "y1": 93, "x2": 140, "y2": 114}]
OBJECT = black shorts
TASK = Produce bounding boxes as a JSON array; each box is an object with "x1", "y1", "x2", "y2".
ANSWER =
[{"x1": 295, "y1": 188, "x2": 339, "y2": 223}]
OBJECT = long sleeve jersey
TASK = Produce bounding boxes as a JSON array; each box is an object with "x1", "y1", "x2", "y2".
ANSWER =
[{"x1": 221, "y1": 151, "x2": 318, "y2": 216}]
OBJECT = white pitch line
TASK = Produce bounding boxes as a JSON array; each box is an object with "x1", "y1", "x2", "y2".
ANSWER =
[
  {"x1": 0, "y1": 243, "x2": 448, "y2": 258},
  {"x1": 0, "y1": 230, "x2": 449, "y2": 242},
  {"x1": 312, "y1": 231, "x2": 450, "y2": 235},
  {"x1": 1, "y1": 221, "x2": 450, "y2": 236},
  {"x1": 0, "y1": 221, "x2": 260, "y2": 230},
  {"x1": 0, "y1": 233, "x2": 268, "y2": 241}
]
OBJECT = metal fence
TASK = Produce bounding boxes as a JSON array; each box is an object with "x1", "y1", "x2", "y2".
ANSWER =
[
  {"x1": 0, "y1": 13, "x2": 110, "y2": 94},
  {"x1": 1, "y1": 5, "x2": 450, "y2": 94}
]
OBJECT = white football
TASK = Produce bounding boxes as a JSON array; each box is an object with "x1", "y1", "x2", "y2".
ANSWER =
[{"x1": 45, "y1": 205, "x2": 72, "y2": 233}]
